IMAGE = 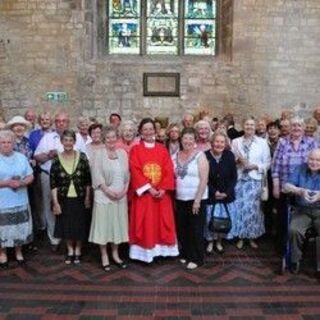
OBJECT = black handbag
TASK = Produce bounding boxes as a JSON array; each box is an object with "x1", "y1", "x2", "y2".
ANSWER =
[{"x1": 208, "y1": 202, "x2": 232, "y2": 234}]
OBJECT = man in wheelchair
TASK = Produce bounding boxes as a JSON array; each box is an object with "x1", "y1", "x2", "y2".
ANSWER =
[{"x1": 284, "y1": 148, "x2": 320, "y2": 274}]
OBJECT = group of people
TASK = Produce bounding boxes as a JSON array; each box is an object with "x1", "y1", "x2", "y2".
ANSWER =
[{"x1": 0, "y1": 108, "x2": 320, "y2": 275}]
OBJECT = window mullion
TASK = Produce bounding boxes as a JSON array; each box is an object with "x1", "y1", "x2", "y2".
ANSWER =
[{"x1": 141, "y1": 0, "x2": 146, "y2": 55}]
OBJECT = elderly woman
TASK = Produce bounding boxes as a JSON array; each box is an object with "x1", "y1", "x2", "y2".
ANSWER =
[
  {"x1": 115, "y1": 120, "x2": 140, "y2": 154},
  {"x1": 6, "y1": 115, "x2": 32, "y2": 162},
  {"x1": 50, "y1": 130, "x2": 91, "y2": 264},
  {"x1": 205, "y1": 131, "x2": 237, "y2": 254},
  {"x1": 165, "y1": 123, "x2": 181, "y2": 156},
  {"x1": 0, "y1": 130, "x2": 34, "y2": 268},
  {"x1": 86, "y1": 123, "x2": 104, "y2": 165},
  {"x1": 129, "y1": 118, "x2": 178, "y2": 263},
  {"x1": 272, "y1": 116, "x2": 317, "y2": 252},
  {"x1": 89, "y1": 126, "x2": 129, "y2": 271},
  {"x1": 304, "y1": 118, "x2": 318, "y2": 138},
  {"x1": 232, "y1": 116, "x2": 271, "y2": 249},
  {"x1": 76, "y1": 116, "x2": 92, "y2": 145},
  {"x1": 194, "y1": 120, "x2": 212, "y2": 152},
  {"x1": 173, "y1": 127, "x2": 209, "y2": 269}
]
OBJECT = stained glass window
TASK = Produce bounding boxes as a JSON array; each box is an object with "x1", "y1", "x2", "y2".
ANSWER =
[
  {"x1": 184, "y1": 0, "x2": 216, "y2": 55},
  {"x1": 106, "y1": 0, "x2": 217, "y2": 56},
  {"x1": 108, "y1": 0, "x2": 141, "y2": 54},
  {"x1": 146, "y1": 1, "x2": 179, "y2": 55}
]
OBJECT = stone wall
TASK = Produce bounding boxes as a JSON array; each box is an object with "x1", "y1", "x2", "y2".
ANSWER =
[{"x1": 0, "y1": 0, "x2": 319, "y2": 125}]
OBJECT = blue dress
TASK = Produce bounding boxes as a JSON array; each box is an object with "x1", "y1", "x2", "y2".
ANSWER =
[
  {"x1": 232, "y1": 177, "x2": 265, "y2": 239},
  {"x1": 0, "y1": 152, "x2": 33, "y2": 247}
]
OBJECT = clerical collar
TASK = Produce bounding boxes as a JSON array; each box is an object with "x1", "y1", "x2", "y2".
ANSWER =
[{"x1": 144, "y1": 141, "x2": 155, "y2": 148}]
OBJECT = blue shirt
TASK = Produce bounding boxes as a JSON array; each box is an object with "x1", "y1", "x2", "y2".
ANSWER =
[
  {"x1": 288, "y1": 163, "x2": 320, "y2": 208},
  {"x1": 29, "y1": 129, "x2": 46, "y2": 153},
  {"x1": 0, "y1": 152, "x2": 33, "y2": 209}
]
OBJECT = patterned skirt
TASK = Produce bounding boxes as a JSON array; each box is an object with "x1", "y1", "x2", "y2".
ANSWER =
[
  {"x1": 205, "y1": 202, "x2": 237, "y2": 240},
  {"x1": 232, "y1": 178, "x2": 265, "y2": 239},
  {"x1": 0, "y1": 204, "x2": 33, "y2": 248}
]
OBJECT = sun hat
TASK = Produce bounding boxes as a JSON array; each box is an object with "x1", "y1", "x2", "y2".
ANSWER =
[{"x1": 6, "y1": 115, "x2": 31, "y2": 129}]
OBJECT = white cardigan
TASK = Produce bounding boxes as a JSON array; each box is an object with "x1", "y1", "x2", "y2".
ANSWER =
[{"x1": 231, "y1": 136, "x2": 271, "y2": 180}]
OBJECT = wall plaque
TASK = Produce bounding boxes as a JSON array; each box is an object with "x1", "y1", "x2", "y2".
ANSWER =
[{"x1": 143, "y1": 73, "x2": 180, "y2": 97}]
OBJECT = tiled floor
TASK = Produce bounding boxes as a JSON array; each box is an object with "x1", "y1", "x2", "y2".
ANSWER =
[{"x1": 0, "y1": 238, "x2": 319, "y2": 319}]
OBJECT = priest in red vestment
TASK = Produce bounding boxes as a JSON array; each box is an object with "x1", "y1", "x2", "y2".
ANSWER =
[{"x1": 129, "y1": 118, "x2": 179, "y2": 263}]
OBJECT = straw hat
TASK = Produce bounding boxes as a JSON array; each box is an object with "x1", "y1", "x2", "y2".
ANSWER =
[{"x1": 6, "y1": 115, "x2": 31, "y2": 129}]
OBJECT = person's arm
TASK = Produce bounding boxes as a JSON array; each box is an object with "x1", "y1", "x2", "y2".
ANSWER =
[
  {"x1": 51, "y1": 187, "x2": 62, "y2": 215},
  {"x1": 129, "y1": 145, "x2": 153, "y2": 196},
  {"x1": 284, "y1": 165, "x2": 311, "y2": 202},
  {"x1": 18, "y1": 174, "x2": 34, "y2": 188},
  {"x1": 82, "y1": 154, "x2": 92, "y2": 208},
  {"x1": 0, "y1": 179, "x2": 19, "y2": 189},
  {"x1": 257, "y1": 139, "x2": 271, "y2": 174},
  {"x1": 84, "y1": 185, "x2": 91, "y2": 209},
  {"x1": 283, "y1": 182, "x2": 305, "y2": 196},
  {"x1": 271, "y1": 138, "x2": 284, "y2": 199},
  {"x1": 224, "y1": 152, "x2": 238, "y2": 198},
  {"x1": 193, "y1": 153, "x2": 209, "y2": 214}
]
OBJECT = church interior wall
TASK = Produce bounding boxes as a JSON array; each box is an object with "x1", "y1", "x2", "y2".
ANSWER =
[{"x1": 0, "y1": 0, "x2": 319, "y2": 124}]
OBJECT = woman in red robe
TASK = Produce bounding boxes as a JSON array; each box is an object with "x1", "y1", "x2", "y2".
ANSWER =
[{"x1": 129, "y1": 118, "x2": 179, "y2": 263}]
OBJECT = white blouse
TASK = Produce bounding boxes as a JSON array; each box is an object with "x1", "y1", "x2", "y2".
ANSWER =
[{"x1": 231, "y1": 136, "x2": 271, "y2": 180}]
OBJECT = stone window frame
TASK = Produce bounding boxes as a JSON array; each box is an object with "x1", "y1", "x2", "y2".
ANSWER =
[{"x1": 85, "y1": 0, "x2": 233, "y2": 61}]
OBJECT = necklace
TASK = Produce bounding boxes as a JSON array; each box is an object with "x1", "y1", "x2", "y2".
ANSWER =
[{"x1": 176, "y1": 151, "x2": 198, "y2": 179}]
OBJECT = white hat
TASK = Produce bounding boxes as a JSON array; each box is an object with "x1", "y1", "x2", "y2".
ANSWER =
[{"x1": 6, "y1": 115, "x2": 31, "y2": 129}]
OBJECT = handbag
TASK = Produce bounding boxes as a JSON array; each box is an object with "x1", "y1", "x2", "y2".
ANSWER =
[
  {"x1": 261, "y1": 173, "x2": 269, "y2": 201},
  {"x1": 208, "y1": 202, "x2": 232, "y2": 234}
]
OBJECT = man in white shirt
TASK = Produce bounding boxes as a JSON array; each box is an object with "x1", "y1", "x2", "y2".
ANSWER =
[{"x1": 34, "y1": 112, "x2": 86, "y2": 250}]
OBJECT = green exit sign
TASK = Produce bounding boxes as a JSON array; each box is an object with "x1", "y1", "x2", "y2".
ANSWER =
[{"x1": 46, "y1": 92, "x2": 67, "y2": 102}]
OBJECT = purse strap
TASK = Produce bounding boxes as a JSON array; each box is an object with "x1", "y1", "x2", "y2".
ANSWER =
[{"x1": 210, "y1": 202, "x2": 231, "y2": 221}]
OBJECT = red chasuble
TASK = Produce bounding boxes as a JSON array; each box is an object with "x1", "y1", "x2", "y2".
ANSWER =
[{"x1": 129, "y1": 142, "x2": 177, "y2": 249}]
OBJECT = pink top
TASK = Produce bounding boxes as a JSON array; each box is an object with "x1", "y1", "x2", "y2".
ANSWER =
[{"x1": 115, "y1": 137, "x2": 140, "y2": 154}]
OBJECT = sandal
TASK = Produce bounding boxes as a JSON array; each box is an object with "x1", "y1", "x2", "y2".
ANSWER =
[
  {"x1": 102, "y1": 264, "x2": 111, "y2": 272},
  {"x1": 114, "y1": 261, "x2": 127, "y2": 269},
  {"x1": 73, "y1": 255, "x2": 81, "y2": 264},
  {"x1": 65, "y1": 255, "x2": 74, "y2": 265}
]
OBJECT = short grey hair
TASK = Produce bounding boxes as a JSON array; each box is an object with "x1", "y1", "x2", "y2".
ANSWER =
[
  {"x1": 0, "y1": 129, "x2": 15, "y2": 142},
  {"x1": 194, "y1": 119, "x2": 211, "y2": 131},
  {"x1": 103, "y1": 125, "x2": 118, "y2": 138},
  {"x1": 77, "y1": 116, "x2": 90, "y2": 127},
  {"x1": 290, "y1": 116, "x2": 305, "y2": 127},
  {"x1": 120, "y1": 120, "x2": 137, "y2": 135}
]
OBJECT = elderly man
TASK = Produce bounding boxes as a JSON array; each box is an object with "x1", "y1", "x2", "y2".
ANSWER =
[
  {"x1": 284, "y1": 148, "x2": 320, "y2": 274},
  {"x1": 182, "y1": 112, "x2": 194, "y2": 128},
  {"x1": 34, "y1": 112, "x2": 86, "y2": 251},
  {"x1": 29, "y1": 112, "x2": 53, "y2": 153},
  {"x1": 24, "y1": 109, "x2": 38, "y2": 136}
]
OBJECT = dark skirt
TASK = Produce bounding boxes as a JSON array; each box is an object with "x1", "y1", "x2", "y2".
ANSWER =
[{"x1": 54, "y1": 197, "x2": 88, "y2": 241}]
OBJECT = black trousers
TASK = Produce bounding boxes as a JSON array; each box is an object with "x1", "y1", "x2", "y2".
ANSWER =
[{"x1": 175, "y1": 199, "x2": 206, "y2": 265}]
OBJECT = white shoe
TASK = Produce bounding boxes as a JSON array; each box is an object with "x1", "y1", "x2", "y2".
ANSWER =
[
  {"x1": 186, "y1": 262, "x2": 199, "y2": 270},
  {"x1": 249, "y1": 240, "x2": 258, "y2": 249},
  {"x1": 179, "y1": 259, "x2": 187, "y2": 264},
  {"x1": 206, "y1": 242, "x2": 213, "y2": 254},
  {"x1": 236, "y1": 239, "x2": 244, "y2": 250}
]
